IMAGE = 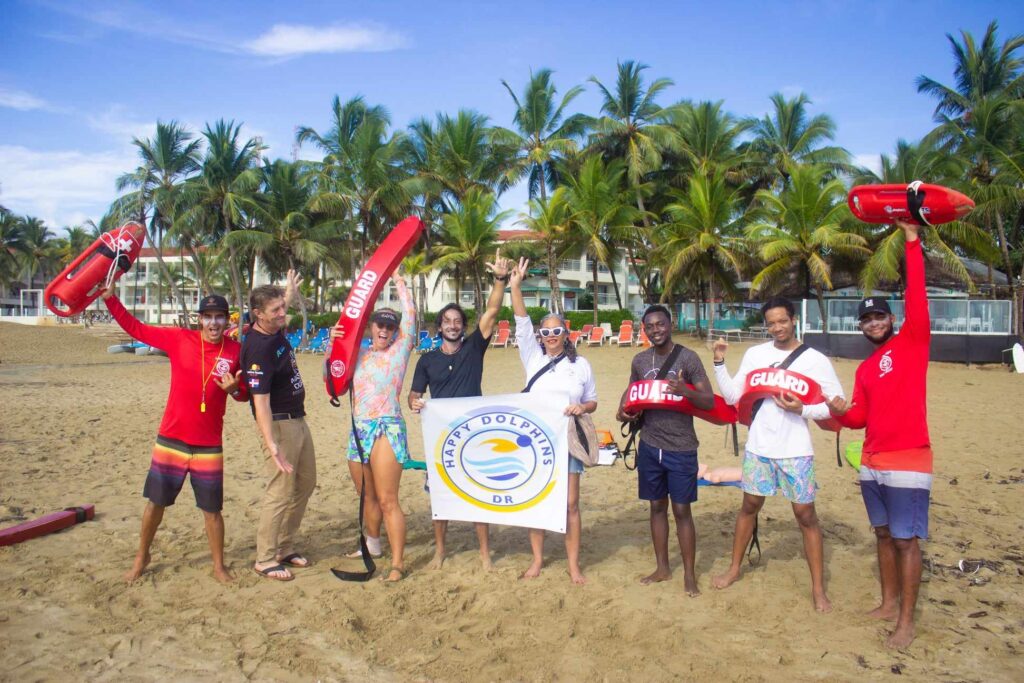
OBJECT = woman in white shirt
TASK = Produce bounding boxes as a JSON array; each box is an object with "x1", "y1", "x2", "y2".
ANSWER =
[{"x1": 510, "y1": 258, "x2": 598, "y2": 585}]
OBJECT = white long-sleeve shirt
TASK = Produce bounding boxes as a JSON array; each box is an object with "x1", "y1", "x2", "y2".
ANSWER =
[{"x1": 714, "y1": 341, "x2": 844, "y2": 459}]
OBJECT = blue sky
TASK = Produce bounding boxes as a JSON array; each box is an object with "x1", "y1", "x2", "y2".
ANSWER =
[{"x1": 1, "y1": 0, "x2": 1021, "y2": 230}]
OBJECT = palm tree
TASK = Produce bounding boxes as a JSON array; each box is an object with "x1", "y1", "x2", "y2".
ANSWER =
[
  {"x1": 747, "y1": 164, "x2": 870, "y2": 331},
  {"x1": 667, "y1": 99, "x2": 753, "y2": 179},
  {"x1": 744, "y1": 92, "x2": 851, "y2": 192},
  {"x1": 432, "y1": 188, "x2": 509, "y2": 313},
  {"x1": 658, "y1": 170, "x2": 747, "y2": 336},
  {"x1": 915, "y1": 21, "x2": 1024, "y2": 120},
  {"x1": 179, "y1": 120, "x2": 264, "y2": 312},
  {"x1": 114, "y1": 121, "x2": 200, "y2": 322},
  {"x1": 518, "y1": 187, "x2": 573, "y2": 313},
  {"x1": 918, "y1": 23, "x2": 1024, "y2": 333},
  {"x1": 494, "y1": 68, "x2": 586, "y2": 201},
  {"x1": 18, "y1": 217, "x2": 54, "y2": 289},
  {"x1": 428, "y1": 110, "x2": 512, "y2": 203},
  {"x1": 587, "y1": 60, "x2": 680, "y2": 301},
  {"x1": 297, "y1": 96, "x2": 408, "y2": 259},
  {"x1": 0, "y1": 209, "x2": 28, "y2": 292},
  {"x1": 562, "y1": 156, "x2": 640, "y2": 325},
  {"x1": 226, "y1": 160, "x2": 343, "y2": 345}
]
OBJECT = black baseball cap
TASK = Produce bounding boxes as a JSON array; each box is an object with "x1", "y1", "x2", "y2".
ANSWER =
[
  {"x1": 370, "y1": 309, "x2": 400, "y2": 327},
  {"x1": 857, "y1": 297, "x2": 892, "y2": 320},
  {"x1": 198, "y1": 294, "x2": 230, "y2": 314}
]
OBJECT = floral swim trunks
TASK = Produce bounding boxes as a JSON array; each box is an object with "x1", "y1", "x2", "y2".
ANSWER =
[
  {"x1": 741, "y1": 451, "x2": 816, "y2": 504},
  {"x1": 346, "y1": 416, "x2": 410, "y2": 465}
]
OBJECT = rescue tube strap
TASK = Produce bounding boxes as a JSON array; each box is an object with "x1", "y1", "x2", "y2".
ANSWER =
[
  {"x1": 331, "y1": 391, "x2": 377, "y2": 582},
  {"x1": 749, "y1": 344, "x2": 809, "y2": 424},
  {"x1": 906, "y1": 181, "x2": 932, "y2": 226}
]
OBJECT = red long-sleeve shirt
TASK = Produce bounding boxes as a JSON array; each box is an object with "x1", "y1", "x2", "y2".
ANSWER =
[
  {"x1": 834, "y1": 238, "x2": 931, "y2": 471},
  {"x1": 105, "y1": 297, "x2": 247, "y2": 446}
]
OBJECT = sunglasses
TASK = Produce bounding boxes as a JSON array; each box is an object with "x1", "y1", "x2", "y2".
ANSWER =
[{"x1": 538, "y1": 326, "x2": 565, "y2": 337}]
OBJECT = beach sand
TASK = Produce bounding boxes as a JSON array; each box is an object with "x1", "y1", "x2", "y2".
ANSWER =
[{"x1": 1, "y1": 321, "x2": 1022, "y2": 681}]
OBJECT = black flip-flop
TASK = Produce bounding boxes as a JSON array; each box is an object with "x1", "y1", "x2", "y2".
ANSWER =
[
  {"x1": 279, "y1": 553, "x2": 312, "y2": 568},
  {"x1": 253, "y1": 564, "x2": 294, "y2": 581}
]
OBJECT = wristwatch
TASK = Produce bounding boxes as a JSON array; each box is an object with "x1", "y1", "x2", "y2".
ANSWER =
[{"x1": 494, "y1": 273, "x2": 510, "y2": 282}]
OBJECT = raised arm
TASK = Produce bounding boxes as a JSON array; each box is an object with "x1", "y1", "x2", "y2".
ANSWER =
[
  {"x1": 478, "y1": 249, "x2": 511, "y2": 340},
  {"x1": 711, "y1": 337, "x2": 750, "y2": 406},
  {"x1": 898, "y1": 222, "x2": 929, "y2": 343},
  {"x1": 102, "y1": 287, "x2": 178, "y2": 349},
  {"x1": 510, "y1": 258, "x2": 542, "y2": 370},
  {"x1": 392, "y1": 273, "x2": 417, "y2": 363}
]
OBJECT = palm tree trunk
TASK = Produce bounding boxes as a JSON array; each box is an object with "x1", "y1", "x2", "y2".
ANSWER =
[
  {"x1": 608, "y1": 261, "x2": 624, "y2": 309},
  {"x1": 817, "y1": 289, "x2": 828, "y2": 334},
  {"x1": 695, "y1": 284, "x2": 704, "y2": 337},
  {"x1": 707, "y1": 273, "x2": 716, "y2": 341},
  {"x1": 547, "y1": 242, "x2": 562, "y2": 314},
  {"x1": 591, "y1": 258, "x2": 599, "y2": 327},
  {"x1": 993, "y1": 213, "x2": 1021, "y2": 336},
  {"x1": 155, "y1": 221, "x2": 164, "y2": 324},
  {"x1": 633, "y1": 189, "x2": 653, "y2": 301},
  {"x1": 143, "y1": 224, "x2": 190, "y2": 322},
  {"x1": 473, "y1": 268, "x2": 484, "y2": 315}
]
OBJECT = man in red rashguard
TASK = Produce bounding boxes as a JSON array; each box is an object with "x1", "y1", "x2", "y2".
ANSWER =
[
  {"x1": 828, "y1": 220, "x2": 931, "y2": 649},
  {"x1": 103, "y1": 288, "x2": 246, "y2": 584}
]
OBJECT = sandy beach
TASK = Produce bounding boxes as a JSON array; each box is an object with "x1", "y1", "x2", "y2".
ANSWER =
[{"x1": 1, "y1": 321, "x2": 1022, "y2": 681}]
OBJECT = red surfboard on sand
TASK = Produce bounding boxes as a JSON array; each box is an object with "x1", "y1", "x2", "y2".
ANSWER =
[
  {"x1": 325, "y1": 216, "x2": 424, "y2": 404},
  {"x1": 848, "y1": 181, "x2": 974, "y2": 226},
  {"x1": 623, "y1": 380, "x2": 737, "y2": 426},
  {"x1": 45, "y1": 222, "x2": 146, "y2": 317},
  {"x1": 0, "y1": 505, "x2": 95, "y2": 546},
  {"x1": 737, "y1": 368, "x2": 841, "y2": 432}
]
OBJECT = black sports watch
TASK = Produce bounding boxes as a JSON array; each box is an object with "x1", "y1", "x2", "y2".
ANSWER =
[{"x1": 494, "y1": 273, "x2": 510, "y2": 283}]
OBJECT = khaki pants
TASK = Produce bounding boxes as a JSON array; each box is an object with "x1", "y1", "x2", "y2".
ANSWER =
[{"x1": 256, "y1": 417, "x2": 317, "y2": 563}]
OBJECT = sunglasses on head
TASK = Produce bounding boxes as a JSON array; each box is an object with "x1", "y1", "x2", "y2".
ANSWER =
[{"x1": 538, "y1": 326, "x2": 565, "y2": 337}]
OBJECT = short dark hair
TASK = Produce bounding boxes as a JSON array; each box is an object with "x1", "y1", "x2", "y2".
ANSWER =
[
  {"x1": 761, "y1": 296, "x2": 795, "y2": 319},
  {"x1": 436, "y1": 303, "x2": 467, "y2": 328},
  {"x1": 250, "y1": 284, "x2": 284, "y2": 312},
  {"x1": 642, "y1": 304, "x2": 672, "y2": 324}
]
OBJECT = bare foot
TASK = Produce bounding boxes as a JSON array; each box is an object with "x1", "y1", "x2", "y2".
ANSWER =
[
  {"x1": 213, "y1": 566, "x2": 235, "y2": 584},
  {"x1": 519, "y1": 561, "x2": 542, "y2": 579},
  {"x1": 124, "y1": 551, "x2": 151, "y2": 583},
  {"x1": 867, "y1": 603, "x2": 899, "y2": 621},
  {"x1": 885, "y1": 622, "x2": 915, "y2": 649},
  {"x1": 568, "y1": 566, "x2": 587, "y2": 585},
  {"x1": 711, "y1": 568, "x2": 741, "y2": 590},
  {"x1": 381, "y1": 567, "x2": 406, "y2": 582},
  {"x1": 683, "y1": 573, "x2": 700, "y2": 597},
  {"x1": 428, "y1": 551, "x2": 446, "y2": 570},
  {"x1": 813, "y1": 590, "x2": 833, "y2": 613},
  {"x1": 479, "y1": 554, "x2": 494, "y2": 572},
  {"x1": 640, "y1": 568, "x2": 671, "y2": 585}
]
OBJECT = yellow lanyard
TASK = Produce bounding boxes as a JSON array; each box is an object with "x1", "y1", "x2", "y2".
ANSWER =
[{"x1": 200, "y1": 335, "x2": 226, "y2": 413}]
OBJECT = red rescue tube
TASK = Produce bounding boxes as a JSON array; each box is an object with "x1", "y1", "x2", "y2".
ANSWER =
[
  {"x1": 737, "y1": 368, "x2": 841, "y2": 432},
  {"x1": 0, "y1": 505, "x2": 95, "y2": 546},
  {"x1": 623, "y1": 380, "x2": 738, "y2": 426},
  {"x1": 44, "y1": 222, "x2": 146, "y2": 317},
  {"x1": 325, "y1": 216, "x2": 424, "y2": 403},
  {"x1": 848, "y1": 181, "x2": 974, "y2": 226}
]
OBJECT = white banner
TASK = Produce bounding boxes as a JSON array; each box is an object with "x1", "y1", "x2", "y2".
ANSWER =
[{"x1": 420, "y1": 392, "x2": 570, "y2": 534}]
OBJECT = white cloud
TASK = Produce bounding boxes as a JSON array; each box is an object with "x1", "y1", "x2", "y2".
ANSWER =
[
  {"x1": 0, "y1": 145, "x2": 134, "y2": 226},
  {"x1": 0, "y1": 88, "x2": 49, "y2": 111},
  {"x1": 242, "y1": 23, "x2": 407, "y2": 57},
  {"x1": 86, "y1": 105, "x2": 160, "y2": 143}
]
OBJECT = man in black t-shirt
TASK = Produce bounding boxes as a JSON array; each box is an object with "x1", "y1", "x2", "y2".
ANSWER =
[
  {"x1": 408, "y1": 251, "x2": 511, "y2": 571},
  {"x1": 241, "y1": 270, "x2": 316, "y2": 582}
]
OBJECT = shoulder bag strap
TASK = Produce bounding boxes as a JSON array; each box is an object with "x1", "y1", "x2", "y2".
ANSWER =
[
  {"x1": 750, "y1": 343, "x2": 810, "y2": 424},
  {"x1": 521, "y1": 354, "x2": 565, "y2": 393}
]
